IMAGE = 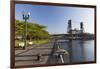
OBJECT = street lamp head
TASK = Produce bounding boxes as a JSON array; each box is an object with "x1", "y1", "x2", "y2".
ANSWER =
[
  {"x1": 22, "y1": 11, "x2": 25, "y2": 19},
  {"x1": 22, "y1": 11, "x2": 30, "y2": 20},
  {"x1": 27, "y1": 12, "x2": 30, "y2": 19},
  {"x1": 28, "y1": 12, "x2": 30, "y2": 16}
]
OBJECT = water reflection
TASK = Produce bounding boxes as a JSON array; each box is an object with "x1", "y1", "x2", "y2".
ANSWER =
[{"x1": 58, "y1": 40, "x2": 94, "y2": 63}]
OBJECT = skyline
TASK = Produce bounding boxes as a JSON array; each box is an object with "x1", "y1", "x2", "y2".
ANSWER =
[{"x1": 15, "y1": 4, "x2": 95, "y2": 34}]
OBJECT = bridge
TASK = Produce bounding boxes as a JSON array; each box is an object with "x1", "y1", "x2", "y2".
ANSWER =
[{"x1": 51, "y1": 33, "x2": 94, "y2": 40}]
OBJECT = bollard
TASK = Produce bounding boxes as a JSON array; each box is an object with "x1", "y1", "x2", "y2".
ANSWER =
[{"x1": 37, "y1": 53, "x2": 42, "y2": 61}]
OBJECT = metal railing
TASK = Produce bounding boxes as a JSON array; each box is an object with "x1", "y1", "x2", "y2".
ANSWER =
[{"x1": 53, "y1": 39, "x2": 68, "y2": 63}]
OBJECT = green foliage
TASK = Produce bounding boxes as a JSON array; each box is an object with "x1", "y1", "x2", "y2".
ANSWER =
[{"x1": 15, "y1": 20, "x2": 50, "y2": 40}]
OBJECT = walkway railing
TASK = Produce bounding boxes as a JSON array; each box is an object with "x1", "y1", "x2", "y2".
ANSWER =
[{"x1": 53, "y1": 38, "x2": 69, "y2": 63}]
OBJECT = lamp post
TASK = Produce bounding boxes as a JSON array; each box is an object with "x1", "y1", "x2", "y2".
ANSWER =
[{"x1": 22, "y1": 11, "x2": 30, "y2": 49}]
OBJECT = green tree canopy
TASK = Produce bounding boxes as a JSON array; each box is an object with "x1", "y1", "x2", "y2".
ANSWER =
[{"x1": 15, "y1": 20, "x2": 50, "y2": 40}]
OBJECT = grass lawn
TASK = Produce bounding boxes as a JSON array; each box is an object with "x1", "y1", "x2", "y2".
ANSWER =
[{"x1": 15, "y1": 39, "x2": 50, "y2": 48}]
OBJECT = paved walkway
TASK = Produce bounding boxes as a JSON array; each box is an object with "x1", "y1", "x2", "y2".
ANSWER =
[
  {"x1": 15, "y1": 39, "x2": 70, "y2": 67},
  {"x1": 15, "y1": 40, "x2": 54, "y2": 66}
]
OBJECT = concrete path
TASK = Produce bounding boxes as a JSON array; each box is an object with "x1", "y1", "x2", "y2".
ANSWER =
[
  {"x1": 15, "y1": 39, "x2": 70, "y2": 67},
  {"x1": 15, "y1": 40, "x2": 54, "y2": 66}
]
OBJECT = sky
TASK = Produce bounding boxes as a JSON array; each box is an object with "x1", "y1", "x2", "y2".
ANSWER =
[{"x1": 15, "y1": 4, "x2": 94, "y2": 34}]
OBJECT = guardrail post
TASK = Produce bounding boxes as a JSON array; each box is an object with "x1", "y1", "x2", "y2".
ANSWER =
[{"x1": 37, "y1": 53, "x2": 42, "y2": 61}]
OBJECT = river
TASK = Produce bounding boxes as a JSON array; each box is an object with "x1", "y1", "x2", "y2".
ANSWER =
[{"x1": 57, "y1": 40, "x2": 94, "y2": 63}]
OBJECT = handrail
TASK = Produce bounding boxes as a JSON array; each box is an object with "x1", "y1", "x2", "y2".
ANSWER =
[
  {"x1": 53, "y1": 39, "x2": 65, "y2": 63},
  {"x1": 60, "y1": 54, "x2": 64, "y2": 63}
]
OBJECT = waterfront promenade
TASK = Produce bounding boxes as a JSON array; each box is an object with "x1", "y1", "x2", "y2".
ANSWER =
[{"x1": 15, "y1": 39, "x2": 69, "y2": 66}]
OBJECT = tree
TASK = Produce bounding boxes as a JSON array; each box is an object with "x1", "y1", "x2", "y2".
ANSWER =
[{"x1": 15, "y1": 20, "x2": 50, "y2": 41}]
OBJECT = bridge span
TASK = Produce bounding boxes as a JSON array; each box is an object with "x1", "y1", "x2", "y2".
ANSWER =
[{"x1": 51, "y1": 33, "x2": 94, "y2": 40}]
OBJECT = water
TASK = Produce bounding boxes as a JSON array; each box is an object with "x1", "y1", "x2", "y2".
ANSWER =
[{"x1": 58, "y1": 40, "x2": 94, "y2": 63}]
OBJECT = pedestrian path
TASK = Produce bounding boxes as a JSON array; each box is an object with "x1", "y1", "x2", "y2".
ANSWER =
[{"x1": 15, "y1": 40, "x2": 54, "y2": 67}]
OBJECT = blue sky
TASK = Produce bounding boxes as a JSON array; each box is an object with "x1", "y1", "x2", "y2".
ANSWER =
[{"x1": 15, "y1": 4, "x2": 94, "y2": 34}]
